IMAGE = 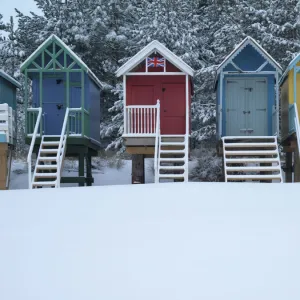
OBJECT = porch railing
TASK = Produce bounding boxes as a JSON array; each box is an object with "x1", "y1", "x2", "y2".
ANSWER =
[
  {"x1": 68, "y1": 108, "x2": 90, "y2": 137},
  {"x1": 0, "y1": 103, "x2": 15, "y2": 144},
  {"x1": 27, "y1": 108, "x2": 42, "y2": 136},
  {"x1": 124, "y1": 102, "x2": 160, "y2": 135},
  {"x1": 154, "y1": 101, "x2": 160, "y2": 183}
]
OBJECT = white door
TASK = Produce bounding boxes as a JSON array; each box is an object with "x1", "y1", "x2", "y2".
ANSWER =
[
  {"x1": 226, "y1": 79, "x2": 247, "y2": 136},
  {"x1": 246, "y1": 79, "x2": 268, "y2": 136}
]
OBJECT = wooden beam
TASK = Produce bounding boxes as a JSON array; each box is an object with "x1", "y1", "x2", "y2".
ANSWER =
[
  {"x1": 285, "y1": 152, "x2": 293, "y2": 183},
  {"x1": 294, "y1": 147, "x2": 300, "y2": 182},
  {"x1": 132, "y1": 154, "x2": 145, "y2": 184},
  {"x1": 0, "y1": 143, "x2": 8, "y2": 190},
  {"x1": 126, "y1": 146, "x2": 155, "y2": 155}
]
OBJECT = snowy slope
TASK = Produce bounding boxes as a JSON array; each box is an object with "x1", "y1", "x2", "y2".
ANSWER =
[{"x1": 0, "y1": 183, "x2": 300, "y2": 300}]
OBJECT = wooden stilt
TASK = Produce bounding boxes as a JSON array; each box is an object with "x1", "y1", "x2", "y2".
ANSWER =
[
  {"x1": 294, "y1": 147, "x2": 300, "y2": 182},
  {"x1": 285, "y1": 152, "x2": 293, "y2": 183},
  {"x1": 85, "y1": 152, "x2": 93, "y2": 187},
  {"x1": 0, "y1": 143, "x2": 8, "y2": 190},
  {"x1": 132, "y1": 154, "x2": 145, "y2": 184},
  {"x1": 78, "y1": 153, "x2": 85, "y2": 187}
]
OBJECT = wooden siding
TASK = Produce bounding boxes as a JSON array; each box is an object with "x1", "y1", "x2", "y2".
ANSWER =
[
  {"x1": 280, "y1": 78, "x2": 290, "y2": 140},
  {"x1": 0, "y1": 78, "x2": 17, "y2": 110}
]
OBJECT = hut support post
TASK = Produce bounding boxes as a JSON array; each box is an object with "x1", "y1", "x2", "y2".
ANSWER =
[
  {"x1": 0, "y1": 143, "x2": 8, "y2": 190},
  {"x1": 78, "y1": 152, "x2": 85, "y2": 187},
  {"x1": 85, "y1": 152, "x2": 93, "y2": 187},
  {"x1": 294, "y1": 147, "x2": 300, "y2": 182},
  {"x1": 285, "y1": 152, "x2": 293, "y2": 183},
  {"x1": 132, "y1": 154, "x2": 145, "y2": 184}
]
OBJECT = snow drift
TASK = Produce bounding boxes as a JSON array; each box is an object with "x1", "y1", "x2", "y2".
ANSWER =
[{"x1": 0, "y1": 183, "x2": 300, "y2": 300}]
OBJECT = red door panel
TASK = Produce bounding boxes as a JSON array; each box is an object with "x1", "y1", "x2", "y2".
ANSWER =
[{"x1": 161, "y1": 83, "x2": 185, "y2": 134}]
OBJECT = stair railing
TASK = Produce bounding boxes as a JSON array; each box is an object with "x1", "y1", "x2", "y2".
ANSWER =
[
  {"x1": 56, "y1": 107, "x2": 70, "y2": 188},
  {"x1": 27, "y1": 107, "x2": 42, "y2": 189},
  {"x1": 154, "y1": 100, "x2": 160, "y2": 183},
  {"x1": 293, "y1": 103, "x2": 300, "y2": 155}
]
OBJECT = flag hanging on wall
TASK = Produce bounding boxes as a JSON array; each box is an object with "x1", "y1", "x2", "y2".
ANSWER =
[{"x1": 147, "y1": 57, "x2": 165, "y2": 68}]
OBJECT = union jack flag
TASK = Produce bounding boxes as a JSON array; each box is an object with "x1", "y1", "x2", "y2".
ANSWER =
[{"x1": 147, "y1": 57, "x2": 165, "y2": 68}]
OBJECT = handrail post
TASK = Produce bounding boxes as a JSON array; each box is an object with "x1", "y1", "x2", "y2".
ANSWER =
[
  {"x1": 154, "y1": 100, "x2": 160, "y2": 183},
  {"x1": 294, "y1": 103, "x2": 300, "y2": 154}
]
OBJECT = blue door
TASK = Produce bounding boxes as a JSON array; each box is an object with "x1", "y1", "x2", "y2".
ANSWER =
[{"x1": 42, "y1": 78, "x2": 66, "y2": 135}]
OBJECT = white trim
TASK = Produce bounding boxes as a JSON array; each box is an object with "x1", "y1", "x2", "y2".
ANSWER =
[
  {"x1": 230, "y1": 62, "x2": 243, "y2": 72},
  {"x1": 185, "y1": 75, "x2": 189, "y2": 136},
  {"x1": 116, "y1": 40, "x2": 194, "y2": 77},
  {"x1": 256, "y1": 61, "x2": 268, "y2": 72},
  {"x1": 217, "y1": 36, "x2": 282, "y2": 74},
  {"x1": 126, "y1": 72, "x2": 185, "y2": 76},
  {"x1": 275, "y1": 72, "x2": 279, "y2": 136},
  {"x1": 123, "y1": 75, "x2": 127, "y2": 135},
  {"x1": 20, "y1": 34, "x2": 104, "y2": 89},
  {"x1": 223, "y1": 71, "x2": 277, "y2": 75}
]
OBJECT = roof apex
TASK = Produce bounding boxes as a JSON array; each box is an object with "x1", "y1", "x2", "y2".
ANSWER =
[{"x1": 116, "y1": 40, "x2": 194, "y2": 77}]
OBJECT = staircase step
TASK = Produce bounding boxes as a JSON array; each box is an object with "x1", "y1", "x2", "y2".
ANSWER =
[
  {"x1": 226, "y1": 166, "x2": 281, "y2": 172},
  {"x1": 159, "y1": 166, "x2": 185, "y2": 170},
  {"x1": 225, "y1": 150, "x2": 278, "y2": 156},
  {"x1": 160, "y1": 150, "x2": 185, "y2": 154},
  {"x1": 40, "y1": 149, "x2": 59, "y2": 154},
  {"x1": 34, "y1": 173, "x2": 58, "y2": 178},
  {"x1": 32, "y1": 181, "x2": 57, "y2": 187},
  {"x1": 38, "y1": 157, "x2": 58, "y2": 162},
  {"x1": 159, "y1": 174, "x2": 185, "y2": 179},
  {"x1": 224, "y1": 143, "x2": 276, "y2": 148},
  {"x1": 159, "y1": 158, "x2": 185, "y2": 162},
  {"x1": 223, "y1": 136, "x2": 276, "y2": 140},
  {"x1": 225, "y1": 158, "x2": 279, "y2": 164},
  {"x1": 160, "y1": 142, "x2": 185, "y2": 146},
  {"x1": 226, "y1": 175, "x2": 282, "y2": 181},
  {"x1": 160, "y1": 135, "x2": 186, "y2": 138},
  {"x1": 36, "y1": 164, "x2": 58, "y2": 170},
  {"x1": 41, "y1": 141, "x2": 60, "y2": 146}
]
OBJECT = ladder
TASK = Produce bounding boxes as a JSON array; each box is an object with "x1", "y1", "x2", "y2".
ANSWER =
[
  {"x1": 156, "y1": 134, "x2": 189, "y2": 183},
  {"x1": 222, "y1": 136, "x2": 283, "y2": 183},
  {"x1": 31, "y1": 135, "x2": 67, "y2": 188}
]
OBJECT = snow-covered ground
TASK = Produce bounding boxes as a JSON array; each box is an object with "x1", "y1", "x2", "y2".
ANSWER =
[{"x1": 0, "y1": 183, "x2": 300, "y2": 300}]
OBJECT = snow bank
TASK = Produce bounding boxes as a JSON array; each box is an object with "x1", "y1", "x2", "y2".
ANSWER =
[{"x1": 1, "y1": 183, "x2": 300, "y2": 300}]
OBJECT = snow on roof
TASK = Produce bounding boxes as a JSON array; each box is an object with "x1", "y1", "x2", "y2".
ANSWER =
[
  {"x1": 217, "y1": 36, "x2": 282, "y2": 74},
  {"x1": 0, "y1": 70, "x2": 21, "y2": 88},
  {"x1": 20, "y1": 34, "x2": 103, "y2": 89},
  {"x1": 1, "y1": 183, "x2": 300, "y2": 300},
  {"x1": 279, "y1": 53, "x2": 300, "y2": 85},
  {"x1": 116, "y1": 40, "x2": 195, "y2": 77}
]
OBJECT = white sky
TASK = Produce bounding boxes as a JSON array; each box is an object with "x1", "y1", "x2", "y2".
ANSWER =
[{"x1": 1, "y1": 0, "x2": 41, "y2": 23}]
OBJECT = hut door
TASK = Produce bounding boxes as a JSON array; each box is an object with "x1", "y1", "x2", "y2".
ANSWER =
[
  {"x1": 246, "y1": 79, "x2": 268, "y2": 136},
  {"x1": 42, "y1": 78, "x2": 65, "y2": 135},
  {"x1": 226, "y1": 79, "x2": 247, "y2": 136},
  {"x1": 161, "y1": 83, "x2": 185, "y2": 134}
]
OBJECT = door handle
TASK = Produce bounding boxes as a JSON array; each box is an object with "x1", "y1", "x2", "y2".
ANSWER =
[
  {"x1": 56, "y1": 104, "x2": 63, "y2": 110},
  {"x1": 243, "y1": 111, "x2": 250, "y2": 114},
  {"x1": 164, "y1": 109, "x2": 167, "y2": 112}
]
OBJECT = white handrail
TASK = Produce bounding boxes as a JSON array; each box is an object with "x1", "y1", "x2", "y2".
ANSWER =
[
  {"x1": 154, "y1": 100, "x2": 160, "y2": 183},
  {"x1": 294, "y1": 103, "x2": 300, "y2": 154},
  {"x1": 56, "y1": 107, "x2": 70, "y2": 188},
  {"x1": 27, "y1": 107, "x2": 42, "y2": 189}
]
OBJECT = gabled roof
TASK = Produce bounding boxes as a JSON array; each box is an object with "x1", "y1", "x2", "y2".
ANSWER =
[
  {"x1": 279, "y1": 53, "x2": 300, "y2": 85},
  {"x1": 20, "y1": 34, "x2": 103, "y2": 89},
  {"x1": 116, "y1": 40, "x2": 194, "y2": 77},
  {"x1": 0, "y1": 70, "x2": 21, "y2": 88},
  {"x1": 217, "y1": 36, "x2": 282, "y2": 75}
]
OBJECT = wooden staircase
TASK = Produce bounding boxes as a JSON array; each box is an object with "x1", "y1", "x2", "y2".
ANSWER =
[
  {"x1": 31, "y1": 135, "x2": 67, "y2": 188},
  {"x1": 156, "y1": 135, "x2": 188, "y2": 183},
  {"x1": 222, "y1": 136, "x2": 283, "y2": 183}
]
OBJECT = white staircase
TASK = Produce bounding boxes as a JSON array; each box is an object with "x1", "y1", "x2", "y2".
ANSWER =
[
  {"x1": 222, "y1": 136, "x2": 283, "y2": 183},
  {"x1": 31, "y1": 135, "x2": 67, "y2": 188},
  {"x1": 156, "y1": 135, "x2": 189, "y2": 183}
]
